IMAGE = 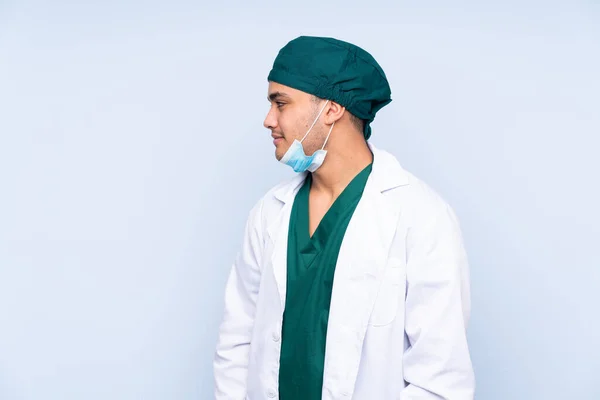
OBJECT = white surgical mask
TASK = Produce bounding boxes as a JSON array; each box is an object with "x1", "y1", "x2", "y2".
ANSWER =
[{"x1": 279, "y1": 100, "x2": 335, "y2": 173}]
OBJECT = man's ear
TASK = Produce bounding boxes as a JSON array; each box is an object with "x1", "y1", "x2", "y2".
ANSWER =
[{"x1": 324, "y1": 101, "x2": 346, "y2": 125}]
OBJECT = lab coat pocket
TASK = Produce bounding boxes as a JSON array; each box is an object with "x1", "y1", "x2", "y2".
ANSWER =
[{"x1": 368, "y1": 258, "x2": 405, "y2": 327}]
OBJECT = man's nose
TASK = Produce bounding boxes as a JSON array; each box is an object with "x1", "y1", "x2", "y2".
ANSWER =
[{"x1": 263, "y1": 107, "x2": 277, "y2": 130}]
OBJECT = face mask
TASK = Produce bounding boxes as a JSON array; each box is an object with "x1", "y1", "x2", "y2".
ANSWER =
[{"x1": 279, "y1": 100, "x2": 335, "y2": 173}]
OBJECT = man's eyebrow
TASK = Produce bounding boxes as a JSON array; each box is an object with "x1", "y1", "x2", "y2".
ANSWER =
[{"x1": 268, "y1": 91, "x2": 290, "y2": 102}]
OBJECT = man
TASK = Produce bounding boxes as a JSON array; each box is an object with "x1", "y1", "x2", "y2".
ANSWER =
[{"x1": 213, "y1": 36, "x2": 475, "y2": 399}]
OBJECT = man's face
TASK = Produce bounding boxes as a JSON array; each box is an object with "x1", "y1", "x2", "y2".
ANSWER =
[{"x1": 264, "y1": 82, "x2": 327, "y2": 161}]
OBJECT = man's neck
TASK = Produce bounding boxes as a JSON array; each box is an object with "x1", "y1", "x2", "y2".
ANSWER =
[{"x1": 309, "y1": 137, "x2": 373, "y2": 198}]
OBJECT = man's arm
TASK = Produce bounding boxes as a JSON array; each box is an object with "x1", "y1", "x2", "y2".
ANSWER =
[
  {"x1": 213, "y1": 200, "x2": 264, "y2": 399},
  {"x1": 401, "y1": 202, "x2": 475, "y2": 399}
]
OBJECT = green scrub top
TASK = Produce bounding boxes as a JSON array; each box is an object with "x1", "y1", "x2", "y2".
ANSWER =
[{"x1": 279, "y1": 163, "x2": 373, "y2": 400}]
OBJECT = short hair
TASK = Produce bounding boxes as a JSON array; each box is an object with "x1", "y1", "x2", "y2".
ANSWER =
[{"x1": 311, "y1": 95, "x2": 365, "y2": 134}]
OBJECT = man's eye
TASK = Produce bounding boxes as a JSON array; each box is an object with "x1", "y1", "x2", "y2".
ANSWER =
[{"x1": 276, "y1": 102, "x2": 285, "y2": 108}]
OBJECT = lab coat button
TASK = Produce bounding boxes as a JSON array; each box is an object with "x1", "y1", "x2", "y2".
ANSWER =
[
  {"x1": 267, "y1": 388, "x2": 277, "y2": 398},
  {"x1": 272, "y1": 332, "x2": 280, "y2": 342}
]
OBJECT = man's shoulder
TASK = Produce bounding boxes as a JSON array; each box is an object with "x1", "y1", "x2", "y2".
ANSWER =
[
  {"x1": 375, "y1": 147, "x2": 458, "y2": 230},
  {"x1": 376, "y1": 147, "x2": 452, "y2": 213},
  {"x1": 401, "y1": 171, "x2": 463, "y2": 238},
  {"x1": 404, "y1": 170, "x2": 452, "y2": 210}
]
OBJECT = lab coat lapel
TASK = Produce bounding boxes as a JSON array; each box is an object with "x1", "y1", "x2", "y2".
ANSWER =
[
  {"x1": 266, "y1": 173, "x2": 307, "y2": 310},
  {"x1": 266, "y1": 204, "x2": 292, "y2": 310},
  {"x1": 322, "y1": 146, "x2": 407, "y2": 399}
]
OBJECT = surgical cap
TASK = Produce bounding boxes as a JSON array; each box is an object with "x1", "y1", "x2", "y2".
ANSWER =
[{"x1": 267, "y1": 36, "x2": 392, "y2": 139}]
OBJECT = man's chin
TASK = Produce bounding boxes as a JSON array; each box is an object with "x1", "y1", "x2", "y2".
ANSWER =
[{"x1": 275, "y1": 146, "x2": 289, "y2": 161}]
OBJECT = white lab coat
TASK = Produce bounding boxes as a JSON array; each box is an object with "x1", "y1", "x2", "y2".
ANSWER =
[{"x1": 213, "y1": 144, "x2": 475, "y2": 399}]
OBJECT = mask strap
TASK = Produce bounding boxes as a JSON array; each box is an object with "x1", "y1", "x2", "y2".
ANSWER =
[
  {"x1": 321, "y1": 121, "x2": 335, "y2": 150},
  {"x1": 300, "y1": 100, "x2": 330, "y2": 143}
]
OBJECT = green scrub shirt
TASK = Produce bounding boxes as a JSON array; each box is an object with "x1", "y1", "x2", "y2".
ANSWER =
[{"x1": 278, "y1": 163, "x2": 373, "y2": 399}]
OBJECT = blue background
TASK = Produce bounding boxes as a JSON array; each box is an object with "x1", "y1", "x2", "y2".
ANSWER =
[{"x1": 1, "y1": 1, "x2": 599, "y2": 398}]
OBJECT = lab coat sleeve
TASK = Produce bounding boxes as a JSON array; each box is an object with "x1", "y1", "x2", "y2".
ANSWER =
[
  {"x1": 400, "y1": 202, "x2": 475, "y2": 400},
  {"x1": 213, "y1": 199, "x2": 265, "y2": 400}
]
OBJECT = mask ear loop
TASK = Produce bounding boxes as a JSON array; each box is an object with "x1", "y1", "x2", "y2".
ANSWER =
[
  {"x1": 320, "y1": 121, "x2": 335, "y2": 150},
  {"x1": 300, "y1": 100, "x2": 330, "y2": 143}
]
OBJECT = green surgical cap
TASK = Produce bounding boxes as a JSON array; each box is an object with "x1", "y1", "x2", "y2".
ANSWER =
[{"x1": 267, "y1": 36, "x2": 392, "y2": 140}]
